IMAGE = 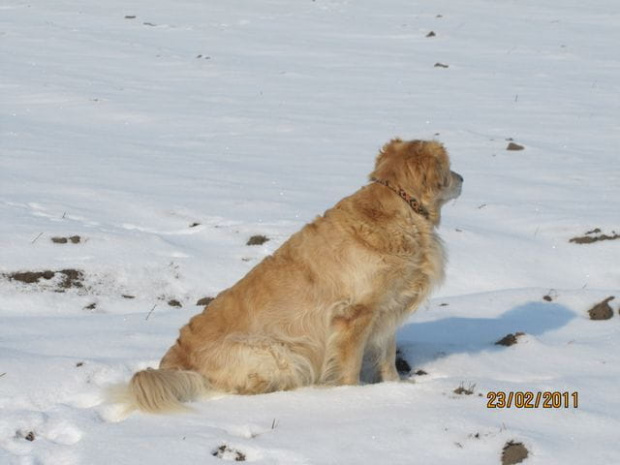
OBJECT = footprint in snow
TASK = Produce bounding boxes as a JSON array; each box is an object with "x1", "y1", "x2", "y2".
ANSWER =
[{"x1": 2, "y1": 411, "x2": 83, "y2": 465}]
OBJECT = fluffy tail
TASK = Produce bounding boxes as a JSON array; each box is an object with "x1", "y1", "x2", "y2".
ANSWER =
[{"x1": 111, "y1": 368, "x2": 209, "y2": 414}]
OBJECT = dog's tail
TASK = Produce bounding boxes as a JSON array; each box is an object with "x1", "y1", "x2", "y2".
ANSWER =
[{"x1": 110, "y1": 368, "x2": 209, "y2": 414}]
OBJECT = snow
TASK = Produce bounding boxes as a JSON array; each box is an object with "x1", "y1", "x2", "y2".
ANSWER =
[{"x1": 1, "y1": 0, "x2": 619, "y2": 463}]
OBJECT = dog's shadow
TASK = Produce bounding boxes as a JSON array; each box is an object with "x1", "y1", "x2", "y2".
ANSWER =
[{"x1": 395, "y1": 301, "x2": 575, "y2": 370}]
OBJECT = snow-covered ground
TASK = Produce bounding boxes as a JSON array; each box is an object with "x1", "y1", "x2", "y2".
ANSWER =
[{"x1": 1, "y1": 0, "x2": 619, "y2": 463}]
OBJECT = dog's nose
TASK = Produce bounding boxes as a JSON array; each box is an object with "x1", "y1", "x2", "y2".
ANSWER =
[{"x1": 454, "y1": 172, "x2": 463, "y2": 183}]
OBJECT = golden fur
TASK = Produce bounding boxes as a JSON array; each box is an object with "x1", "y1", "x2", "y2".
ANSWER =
[{"x1": 117, "y1": 138, "x2": 462, "y2": 413}]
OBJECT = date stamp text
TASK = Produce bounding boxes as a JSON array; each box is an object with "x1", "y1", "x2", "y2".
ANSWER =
[{"x1": 486, "y1": 391, "x2": 579, "y2": 409}]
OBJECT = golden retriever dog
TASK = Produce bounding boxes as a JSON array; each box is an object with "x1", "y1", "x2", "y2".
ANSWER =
[{"x1": 117, "y1": 138, "x2": 462, "y2": 413}]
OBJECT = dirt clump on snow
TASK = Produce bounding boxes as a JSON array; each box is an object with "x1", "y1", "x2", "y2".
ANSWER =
[
  {"x1": 16, "y1": 431, "x2": 36, "y2": 442},
  {"x1": 495, "y1": 332, "x2": 525, "y2": 346},
  {"x1": 168, "y1": 299, "x2": 182, "y2": 308},
  {"x1": 587, "y1": 296, "x2": 615, "y2": 320},
  {"x1": 247, "y1": 235, "x2": 270, "y2": 246},
  {"x1": 56, "y1": 269, "x2": 84, "y2": 289},
  {"x1": 212, "y1": 444, "x2": 246, "y2": 461},
  {"x1": 454, "y1": 383, "x2": 476, "y2": 395},
  {"x1": 8, "y1": 270, "x2": 55, "y2": 284},
  {"x1": 570, "y1": 228, "x2": 620, "y2": 244},
  {"x1": 506, "y1": 142, "x2": 524, "y2": 151},
  {"x1": 51, "y1": 235, "x2": 82, "y2": 244},
  {"x1": 6, "y1": 269, "x2": 84, "y2": 290},
  {"x1": 501, "y1": 441, "x2": 529, "y2": 464}
]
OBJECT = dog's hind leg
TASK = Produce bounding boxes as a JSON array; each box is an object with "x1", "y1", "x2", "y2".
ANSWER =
[
  {"x1": 202, "y1": 334, "x2": 317, "y2": 395},
  {"x1": 365, "y1": 334, "x2": 400, "y2": 383},
  {"x1": 322, "y1": 304, "x2": 375, "y2": 385}
]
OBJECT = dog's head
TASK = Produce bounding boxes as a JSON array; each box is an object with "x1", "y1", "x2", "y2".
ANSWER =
[{"x1": 370, "y1": 139, "x2": 462, "y2": 223}]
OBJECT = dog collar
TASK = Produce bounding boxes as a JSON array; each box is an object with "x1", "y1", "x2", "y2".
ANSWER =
[{"x1": 371, "y1": 178, "x2": 430, "y2": 220}]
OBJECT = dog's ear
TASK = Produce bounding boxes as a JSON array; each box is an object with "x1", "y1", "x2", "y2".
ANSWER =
[
  {"x1": 374, "y1": 138, "x2": 403, "y2": 166},
  {"x1": 371, "y1": 139, "x2": 450, "y2": 194},
  {"x1": 370, "y1": 138, "x2": 404, "y2": 181}
]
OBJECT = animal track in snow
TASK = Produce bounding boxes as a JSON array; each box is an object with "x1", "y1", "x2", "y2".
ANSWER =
[
  {"x1": 38, "y1": 417, "x2": 83, "y2": 446},
  {"x1": 1, "y1": 410, "x2": 83, "y2": 464}
]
